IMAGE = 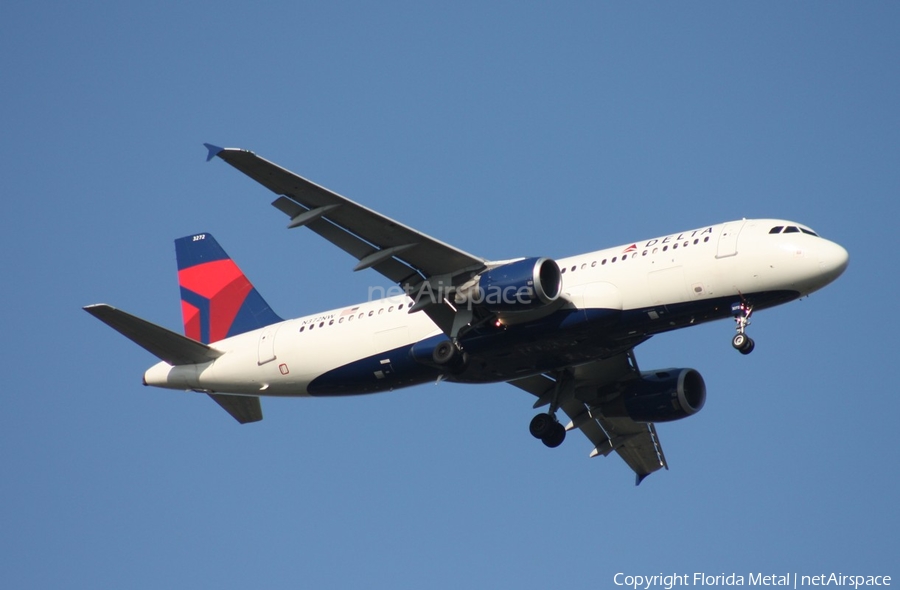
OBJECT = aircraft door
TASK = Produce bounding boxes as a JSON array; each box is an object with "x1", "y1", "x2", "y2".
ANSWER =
[
  {"x1": 257, "y1": 325, "x2": 279, "y2": 365},
  {"x1": 716, "y1": 220, "x2": 746, "y2": 259}
]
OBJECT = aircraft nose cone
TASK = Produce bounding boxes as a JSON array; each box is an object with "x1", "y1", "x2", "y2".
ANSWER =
[{"x1": 819, "y1": 240, "x2": 849, "y2": 282}]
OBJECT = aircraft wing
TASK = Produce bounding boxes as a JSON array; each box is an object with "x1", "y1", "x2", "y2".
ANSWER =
[
  {"x1": 509, "y1": 351, "x2": 668, "y2": 485},
  {"x1": 205, "y1": 145, "x2": 487, "y2": 292}
]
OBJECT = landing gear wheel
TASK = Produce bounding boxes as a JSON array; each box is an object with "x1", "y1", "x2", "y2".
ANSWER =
[
  {"x1": 542, "y1": 422, "x2": 566, "y2": 448},
  {"x1": 529, "y1": 414, "x2": 566, "y2": 448},
  {"x1": 529, "y1": 413, "x2": 555, "y2": 439},
  {"x1": 433, "y1": 340, "x2": 458, "y2": 365},
  {"x1": 432, "y1": 339, "x2": 468, "y2": 372},
  {"x1": 731, "y1": 300, "x2": 755, "y2": 355},
  {"x1": 732, "y1": 333, "x2": 755, "y2": 354}
]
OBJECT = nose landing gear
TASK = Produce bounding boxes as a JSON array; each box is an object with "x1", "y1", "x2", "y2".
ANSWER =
[
  {"x1": 732, "y1": 332, "x2": 755, "y2": 354},
  {"x1": 731, "y1": 300, "x2": 755, "y2": 355}
]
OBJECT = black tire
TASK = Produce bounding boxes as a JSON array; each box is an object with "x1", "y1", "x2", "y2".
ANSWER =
[
  {"x1": 433, "y1": 340, "x2": 458, "y2": 365},
  {"x1": 529, "y1": 413, "x2": 555, "y2": 439},
  {"x1": 542, "y1": 422, "x2": 566, "y2": 448},
  {"x1": 739, "y1": 337, "x2": 755, "y2": 355},
  {"x1": 732, "y1": 333, "x2": 747, "y2": 350}
]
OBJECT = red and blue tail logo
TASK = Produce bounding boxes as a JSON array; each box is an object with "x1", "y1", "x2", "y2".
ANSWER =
[{"x1": 175, "y1": 233, "x2": 283, "y2": 344}]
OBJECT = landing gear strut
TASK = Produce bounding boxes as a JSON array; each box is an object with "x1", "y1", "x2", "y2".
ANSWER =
[
  {"x1": 432, "y1": 308, "x2": 474, "y2": 372},
  {"x1": 731, "y1": 300, "x2": 755, "y2": 355}
]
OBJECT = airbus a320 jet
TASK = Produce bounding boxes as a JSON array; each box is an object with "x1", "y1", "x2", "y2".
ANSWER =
[{"x1": 85, "y1": 145, "x2": 849, "y2": 484}]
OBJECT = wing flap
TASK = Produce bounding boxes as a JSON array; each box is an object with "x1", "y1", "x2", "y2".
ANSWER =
[
  {"x1": 272, "y1": 195, "x2": 419, "y2": 283},
  {"x1": 593, "y1": 415, "x2": 667, "y2": 482},
  {"x1": 211, "y1": 147, "x2": 486, "y2": 284}
]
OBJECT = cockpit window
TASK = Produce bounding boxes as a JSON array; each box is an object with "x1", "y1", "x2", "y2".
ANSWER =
[{"x1": 770, "y1": 225, "x2": 820, "y2": 237}]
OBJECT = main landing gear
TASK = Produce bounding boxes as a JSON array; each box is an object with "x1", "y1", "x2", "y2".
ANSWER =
[
  {"x1": 528, "y1": 369, "x2": 572, "y2": 448},
  {"x1": 529, "y1": 413, "x2": 566, "y2": 448},
  {"x1": 731, "y1": 300, "x2": 755, "y2": 355},
  {"x1": 432, "y1": 339, "x2": 468, "y2": 372},
  {"x1": 431, "y1": 307, "x2": 474, "y2": 373}
]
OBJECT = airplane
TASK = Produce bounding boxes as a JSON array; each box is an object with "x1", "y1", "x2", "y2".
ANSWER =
[{"x1": 84, "y1": 144, "x2": 849, "y2": 484}]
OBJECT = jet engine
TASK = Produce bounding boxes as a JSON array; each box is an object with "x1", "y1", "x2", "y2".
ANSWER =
[
  {"x1": 600, "y1": 368, "x2": 706, "y2": 423},
  {"x1": 457, "y1": 257, "x2": 562, "y2": 312}
]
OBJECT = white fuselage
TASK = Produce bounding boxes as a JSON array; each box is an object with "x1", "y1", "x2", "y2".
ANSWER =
[{"x1": 144, "y1": 219, "x2": 848, "y2": 397}]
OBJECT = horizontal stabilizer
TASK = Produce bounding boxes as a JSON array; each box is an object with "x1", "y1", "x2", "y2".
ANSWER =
[
  {"x1": 84, "y1": 304, "x2": 222, "y2": 366},
  {"x1": 208, "y1": 393, "x2": 263, "y2": 424}
]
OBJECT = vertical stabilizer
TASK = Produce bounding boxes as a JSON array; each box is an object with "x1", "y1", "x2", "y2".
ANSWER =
[{"x1": 175, "y1": 233, "x2": 283, "y2": 344}]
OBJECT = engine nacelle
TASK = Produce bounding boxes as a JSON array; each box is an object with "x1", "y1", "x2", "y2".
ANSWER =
[
  {"x1": 462, "y1": 257, "x2": 562, "y2": 312},
  {"x1": 601, "y1": 368, "x2": 706, "y2": 423}
]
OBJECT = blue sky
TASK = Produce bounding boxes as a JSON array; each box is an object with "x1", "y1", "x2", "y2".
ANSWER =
[{"x1": 2, "y1": 2, "x2": 898, "y2": 588}]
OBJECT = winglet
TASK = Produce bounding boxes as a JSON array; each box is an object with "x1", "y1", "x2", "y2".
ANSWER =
[
  {"x1": 204, "y1": 143, "x2": 224, "y2": 162},
  {"x1": 635, "y1": 472, "x2": 650, "y2": 486}
]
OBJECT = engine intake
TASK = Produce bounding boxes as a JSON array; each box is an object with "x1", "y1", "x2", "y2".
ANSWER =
[
  {"x1": 600, "y1": 368, "x2": 706, "y2": 423},
  {"x1": 464, "y1": 257, "x2": 562, "y2": 312}
]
